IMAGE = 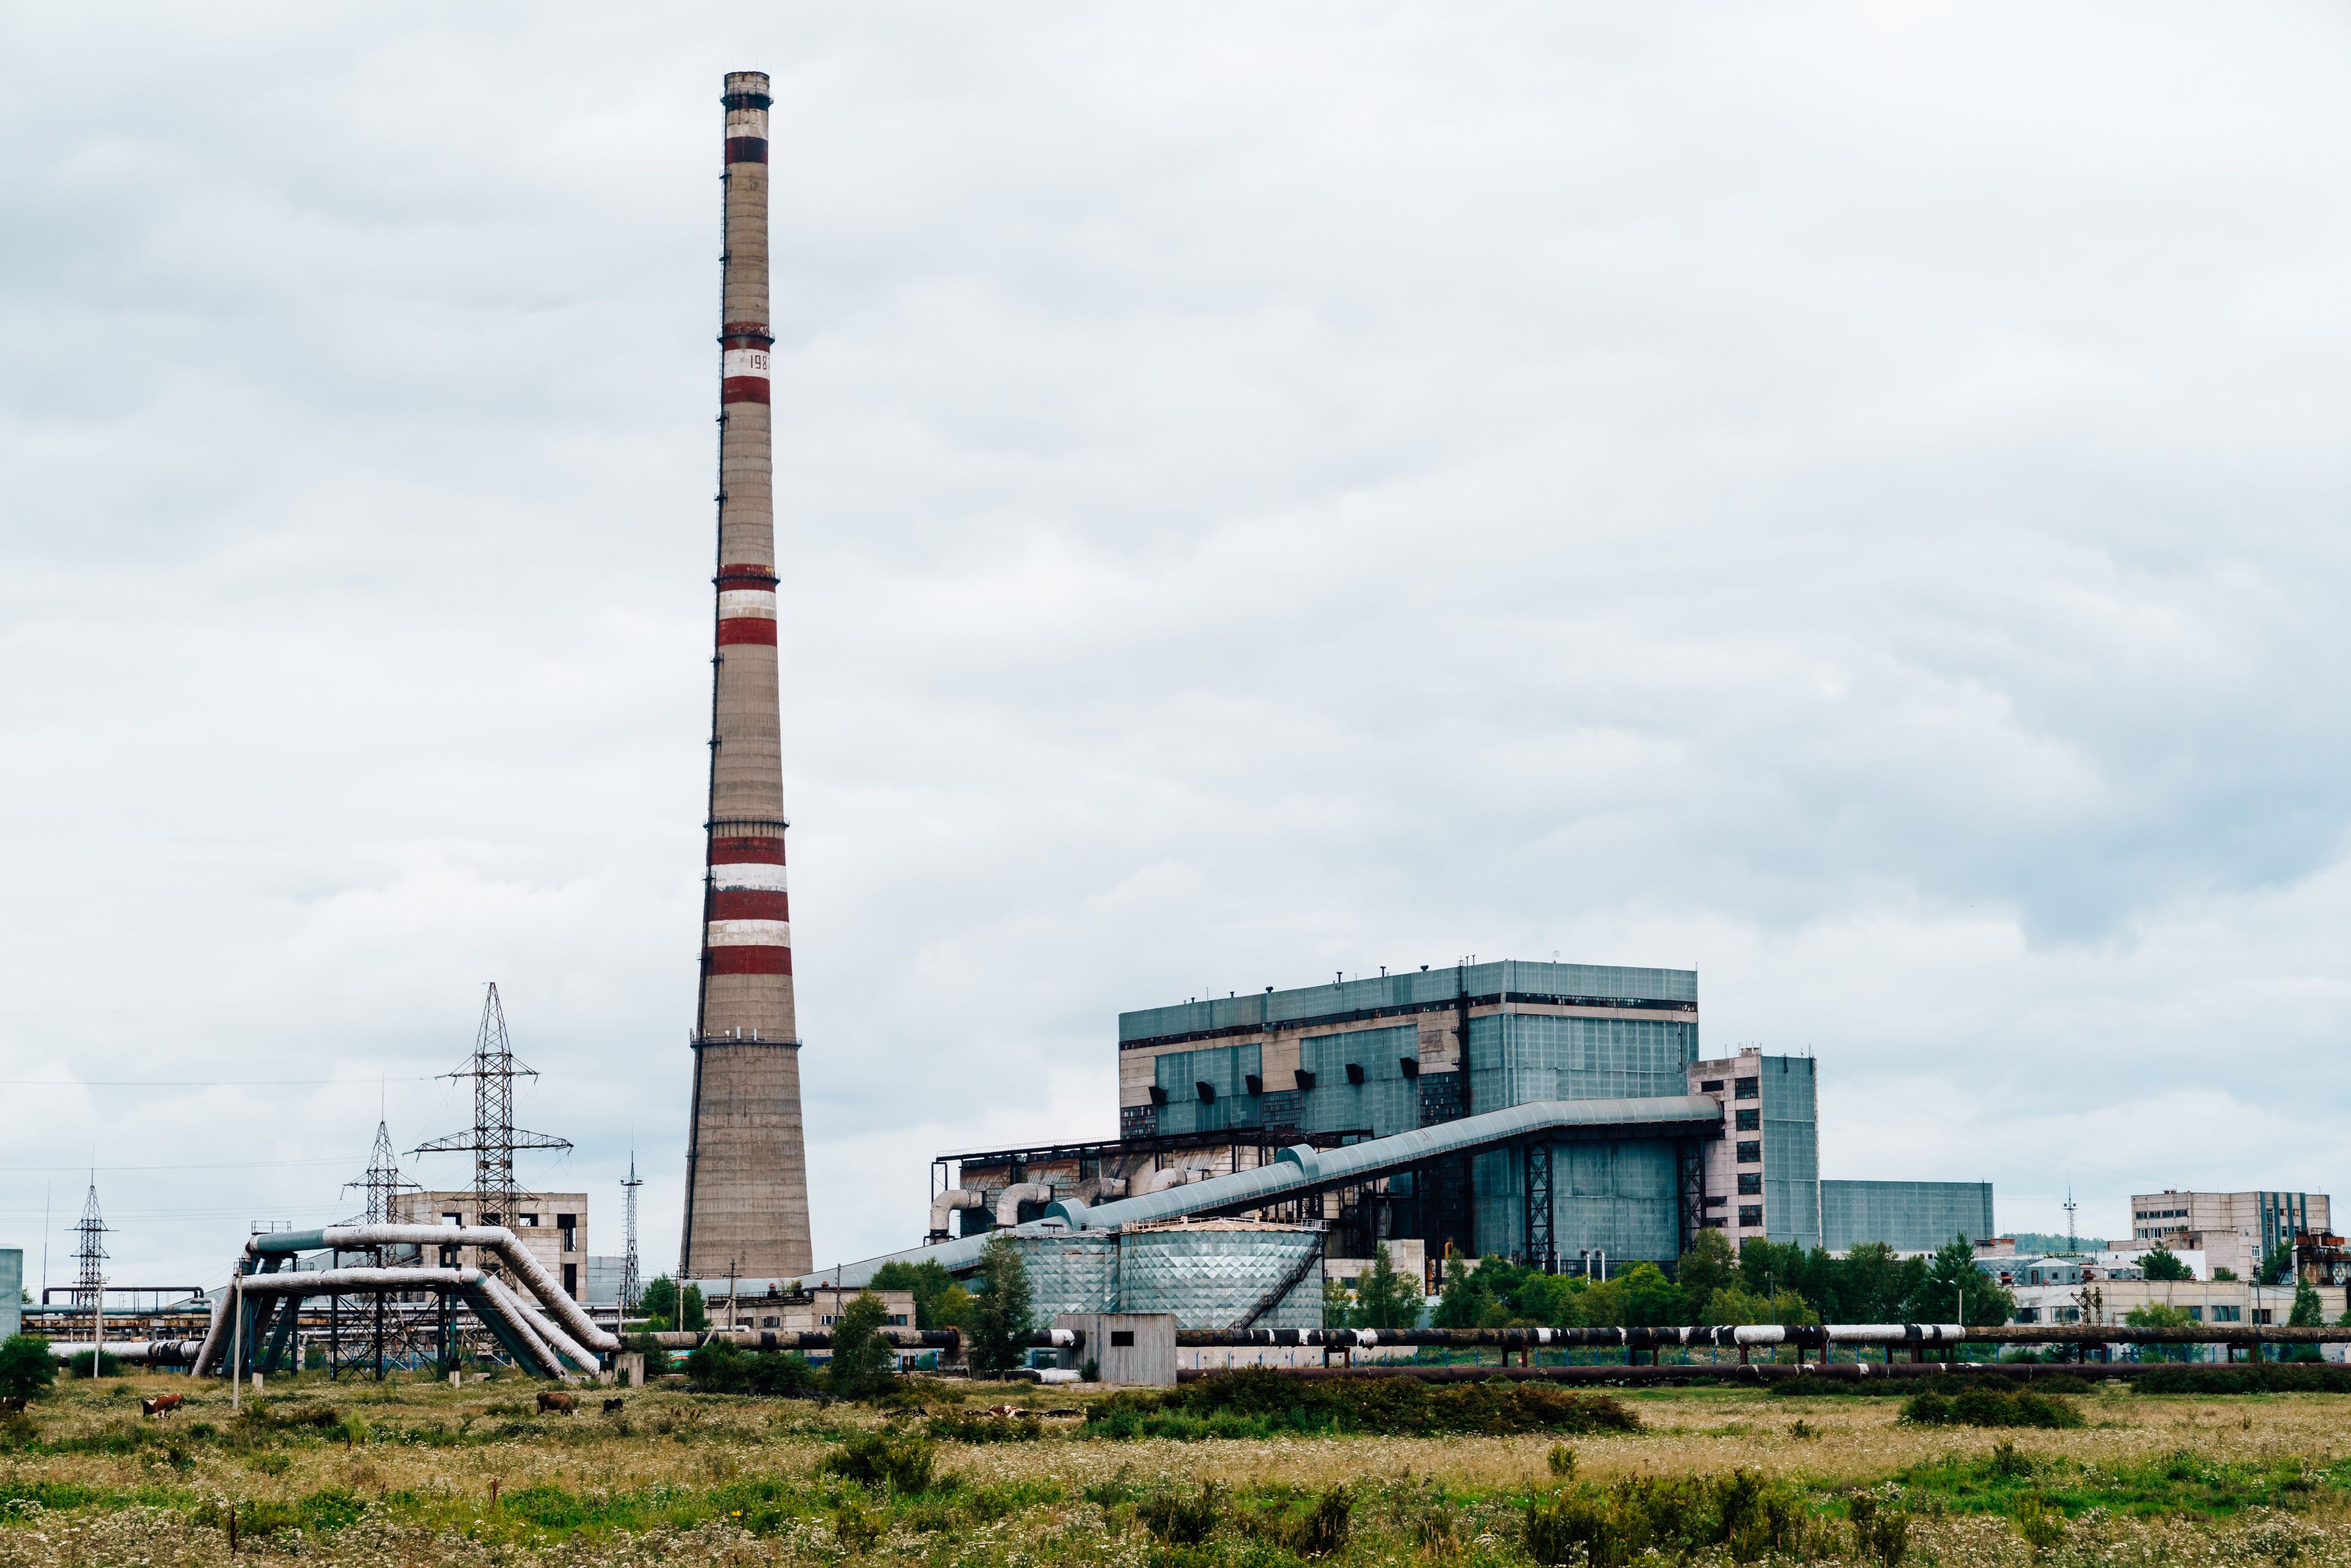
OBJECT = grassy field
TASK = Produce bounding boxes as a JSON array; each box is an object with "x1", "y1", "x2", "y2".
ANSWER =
[{"x1": 2, "y1": 1371, "x2": 2349, "y2": 1566}]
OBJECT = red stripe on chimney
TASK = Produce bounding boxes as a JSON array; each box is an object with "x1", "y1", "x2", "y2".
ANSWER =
[
  {"x1": 718, "y1": 617, "x2": 778, "y2": 645},
  {"x1": 710, "y1": 888, "x2": 790, "y2": 921},
  {"x1": 707, "y1": 945, "x2": 793, "y2": 976},
  {"x1": 709, "y1": 836, "x2": 787, "y2": 863},
  {"x1": 721, "y1": 377, "x2": 771, "y2": 405},
  {"x1": 726, "y1": 137, "x2": 768, "y2": 165}
]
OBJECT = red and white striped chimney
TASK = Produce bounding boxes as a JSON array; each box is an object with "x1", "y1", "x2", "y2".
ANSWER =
[{"x1": 680, "y1": 70, "x2": 813, "y2": 1282}]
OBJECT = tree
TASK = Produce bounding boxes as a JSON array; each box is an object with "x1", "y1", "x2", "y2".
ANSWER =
[
  {"x1": 2211, "y1": 1268, "x2": 2239, "y2": 1282},
  {"x1": 639, "y1": 1277, "x2": 708, "y2": 1332},
  {"x1": 2259, "y1": 1243, "x2": 2297, "y2": 1287},
  {"x1": 2125, "y1": 1300, "x2": 2196, "y2": 1362},
  {"x1": 1431, "y1": 1256, "x2": 1494, "y2": 1329},
  {"x1": 1322, "y1": 1277, "x2": 1353, "y2": 1329},
  {"x1": 2289, "y1": 1280, "x2": 2325, "y2": 1329},
  {"x1": 1837, "y1": 1242, "x2": 1924, "y2": 1325},
  {"x1": 826, "y1": 1290, "x2": 897, "y2": 1398},
  {"x1": 871, "y1": 1259, "x2": 964, "y2": 1331},
  {"x1": 964, "y1": 1233, "x2": 1033, "y2": 1375},
  {"x1": 1351, "y1": 1244, "x2": 1421, "y2": 1330},
  {"x1": 1616, "y1": 1262, "x2": 1686, "y2": 1327},
  {"x1": 1921, "y1": 1234, "x2": 2013, "y2": 1326},
  {"x1": 2137, "y1": 1245, "x2": 2193, "y2": 1283},
  {"x1": 1676, "y1": 1229, "x2": 1737, "y2": 1323},
  {"x1": 0, "y1": 1335, "x2": 54, "y2": 1400}
]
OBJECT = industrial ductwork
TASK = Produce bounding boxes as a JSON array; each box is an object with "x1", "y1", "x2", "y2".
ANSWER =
[
  {"x1": 1142, "y1": 1166, "x2": 1207, "y2": 1195},
  {"x1": 47, "y1": 1339, "x2": 204, "y2": 1367},
  {"x1": 190, "y1": 1224, "x2": 620, "y2": 1381},
  {"x1": 1073, "y1": 1176, "x2": 1127, "y2": 1204},
  {"x1": 929, "y1": 1188, "x2": 984, "y2": 1241},
  {"x1": 994, "y1": 1183, "x2": 1054, "y2": 1228}
]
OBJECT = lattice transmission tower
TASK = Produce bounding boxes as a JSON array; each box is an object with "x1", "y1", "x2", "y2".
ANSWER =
[
  {"x1": 620, "y1": 1148, "x2": 644, "y2": 1314},
  {"x1": 413, "y1": 983, "x2": 571, "y2": 1265},
  {"x1": 70, "y1": 1176, "x2": 107, "y2": 1310}
]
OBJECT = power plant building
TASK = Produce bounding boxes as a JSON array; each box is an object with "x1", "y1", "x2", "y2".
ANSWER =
[
  {"x1": 2129, "y1": 1190, "x2": 2333, "y2": 1281},
  {"x1": 1821, "y1": 1180, "x2": 1995, "y2": 1254},
  {"x1": 928, "y1": 962, "x2": 1991, "y2": 1285}
]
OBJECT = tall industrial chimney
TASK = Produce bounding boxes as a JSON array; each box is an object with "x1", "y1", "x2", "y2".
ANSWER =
[{"x1": 678, "y1": 70, "x2": 813, "y2": 1281}]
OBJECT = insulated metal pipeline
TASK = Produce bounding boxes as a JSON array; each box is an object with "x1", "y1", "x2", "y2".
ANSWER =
[
  {"x1": 1176, "y1": 1361, "x2": 2144, "y2": 1386},
  {"x1": 246, "y1": 1225, "x2": 620, "y2": 1355},
  {"x1": 190, "y1": 1267, "x2": 573, "y2": 1380},
  {"x1": 1178, "y1": 1324, "x2": 1970, "y2": 1350},
  {"x1": 45, "y1": 1340, "x2": 205, "y2": 1367},
  {"x1": 645, "y1": 1327, "x2": 962, "y2": 1351}
]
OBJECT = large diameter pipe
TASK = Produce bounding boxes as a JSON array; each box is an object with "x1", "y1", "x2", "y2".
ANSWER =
[
  {"x1": 251, "y1": 1225, "x2": 618, "y2": 1356},
  {"x1": 928, "y1": 1189, "x2": 984, "y2": 1241},
  {"x1": 1178, "y1": 1324, "x2": 1969, "y2": 1350},
  {"x1": 645, "y1": 1327, "x2": 962, "y2": 1351},
  {"x1": 994, "y1": 1184, "x2": 1054, "y2": 1228},
  {"x1": 46, "y1": 1340, "x2": 206, "y2": 1367}
]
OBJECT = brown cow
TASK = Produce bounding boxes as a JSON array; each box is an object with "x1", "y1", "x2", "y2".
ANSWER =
[
  {"x1": 141, "y1": 1393, "x2": 184, "y2": 1419},
  {"x1": 536, "y1": 1390, "x2": 576, "y2": 1415}
]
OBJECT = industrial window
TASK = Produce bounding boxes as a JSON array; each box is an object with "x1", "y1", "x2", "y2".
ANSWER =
[
  {"x1": 1734, "y1": 1078, "x2": 1758, "y2": 1100},
  {"x1": 1399, "y1": 1056, "x2": 1420, "y2": 1078},
  {"x1": 2213, "y1": 1305, "x2": 2243, "y2": 1322},
  {"x1": 1196, "y1": 1081, "x2": 1216, "y2": 1103},
  {"x1": 1294, "y1": 1069, "x2": 1316, "y2": 1090},
  {"x1": 1345, "y1": 1063, "x2": 1366, "y2": 1085},
  {"x1": 561, "y1": 1262, "x2": 577, "y2": 1296},
  {"x1": 1739, "y1": 1205, "x2": 1763, "y2": 1227},
  {"x1": 2184, "y1": 1307, "x2": 2203, "y2": 1322},
  {"x1": 1703, "y1": 1217, "x2": 1728, "y2": 1228},
  {"x1": 441, "y1": 1213, "x2": 462, "y2": 1227},
  {"x1": 518, "y1": 1215, "x2": 539, "y2": 1227},
  {"x1": 1736, "y1": 1141, "x2": 1761, "y2": 1164},
  {"x1": 1738, "y1": 1172, "x2": 1763, "y2": 1196},
  {"x1": 2254, "y1": 1309, "x2": 2273, "y2": 1324},
  {"x1": 1700, "y1": 1079, "x2": 1723, "y2": 1092},
  {"x1": 1733, "y1": 1108, "x2": 1760, "y2": 1131},
  {"x1": 1243, "y1": 1075, "x2": 1263, "y2": 1095},
  {"x1": 2015, "y1": 1307, "x2": 2039, "y2": 1324},
  {"x1": 1149, "y1": 1085, "x2": 1169, "y2": 1105},
  {"x1": 1702, "y1": 1194, "x2": 1727, "y2": 1209},
  {"x1": 1110, "y1": 1330, "x2": 1136, "y2": 1347},
  {"x1": 762, "y1": 1316, "x2": 779, "y2": 1327}
]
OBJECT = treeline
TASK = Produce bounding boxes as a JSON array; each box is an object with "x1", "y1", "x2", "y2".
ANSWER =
[{"x1": 1398, "y1": 1231, "x2": 2017, "y2": 1330}]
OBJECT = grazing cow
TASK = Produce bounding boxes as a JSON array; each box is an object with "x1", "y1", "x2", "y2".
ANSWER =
[
  {"x1": 0, "y1": 1397, "x2": 25, "y2": 1414},
  {"x1": 536, "y1": 1390, "x2": 576, "y2": 1415},
  {"x1": 141, "y1": 1394, "x2": 185, "y2": 1419},
  {"x1": 601, "y1": 1397, "x2": 625, "y2": 1414}
]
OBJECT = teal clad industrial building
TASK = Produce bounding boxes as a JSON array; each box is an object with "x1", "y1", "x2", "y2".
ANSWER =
[{"x1": 1105, "y1": 961, "x2": 1982, "y2": 1272}]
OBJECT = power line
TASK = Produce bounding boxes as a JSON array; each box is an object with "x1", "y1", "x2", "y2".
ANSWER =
[{"x1": 0, "y1": 1075, "x2": 440, "y2": 1089}]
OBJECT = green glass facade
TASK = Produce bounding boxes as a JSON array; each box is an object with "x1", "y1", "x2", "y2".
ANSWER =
[{"x1": 1820, "y1": 1180, "x2": 1993, "y2": 1253}]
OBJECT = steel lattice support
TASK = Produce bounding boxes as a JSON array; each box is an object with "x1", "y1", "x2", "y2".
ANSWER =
[
  {"x1": 412, "y1": 983, "x2": 571, "y2": 1275},
  {"x1": 1523, "y1": 1142, "x2": 1556, "y2": 1272},
  {"x1": 70, "y1": 1178, "x2": 107, "y2": 1311}
]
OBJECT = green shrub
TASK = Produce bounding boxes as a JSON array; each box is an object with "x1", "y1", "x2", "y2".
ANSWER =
[
  {"x1": 1139, "y1": 1482, "x2": 1221, "y2": 1545},
  {"x1": 2013, "y1": 1493, "x2": 2066, "y2": 1557},
  {"x1": 1525, "y1": 1472, "x2": 1808, "y2": 1568},
  {"x1": 2134, "y1": 1364, "x2": 2351, "y2": 1395},
  {"x1": 1254, "y1": 1487, "x2": 1350, "y2": 1558},
  {"x1": 821, "y1": 1430, "x2": 937, "y2": 1494},
  {"x1": 0, "y1": 1337, "x2": 56, "y2": 1400},
  {"x1": 926, "y1": 1408, "x2": 1043, "y2": 1443},
  {"x1": 1092, "y1": 1368, "x2": 1638, "y2": 1439},
  {"x1": 1848, "y1": 1494, "x2": 1911, "y2": 1568},
  {"x1": 1902, "y1": 1388, "x2": 2082, "y2": 1428},
  {"x1": 682, "y1": 1341, "x2": 819, "y2": 1397},
  {"x1": 1769, "y1": 1371, "x2": 2093, "y2": 1398}
]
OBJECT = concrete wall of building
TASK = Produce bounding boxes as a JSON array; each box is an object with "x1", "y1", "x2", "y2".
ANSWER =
[
  {"x1": 1055, "y1": 1311, "x2": 1178, "y2": 1386},
  {"x1": 2009, "y1": 1277, "x2": 2347, "y2": 1330},
  {"x1": 2130, "y1": 1191, "x2": 2333, "y2": 1281}
]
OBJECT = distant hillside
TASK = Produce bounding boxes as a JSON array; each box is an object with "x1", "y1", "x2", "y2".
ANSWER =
[{"x1": 2006, "y1": 1231, "x2": 2113, "y2": 1254}]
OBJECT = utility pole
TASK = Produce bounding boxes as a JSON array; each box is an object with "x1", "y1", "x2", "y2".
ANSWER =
[
  {"x1": 72, "y1": 1176, "x2": 107, "y2": 1378},
  {"x1": 413, "y1": 983, "x2": 572, "y2": 1276}
]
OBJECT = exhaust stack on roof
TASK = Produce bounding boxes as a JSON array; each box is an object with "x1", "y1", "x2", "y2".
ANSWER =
[{"x1": 679, "y1": 70, "x2": 814, "y2": 1281}]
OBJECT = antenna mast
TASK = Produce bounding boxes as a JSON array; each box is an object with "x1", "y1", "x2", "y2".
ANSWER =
[{"x1": 621, "y1": 1149, "x2": 645, "y2": 1314}]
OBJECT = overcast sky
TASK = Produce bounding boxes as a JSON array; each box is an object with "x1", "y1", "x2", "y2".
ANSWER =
[{"x1": 4, "y1": 3, "x2": 2349, "y2": 1292}]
